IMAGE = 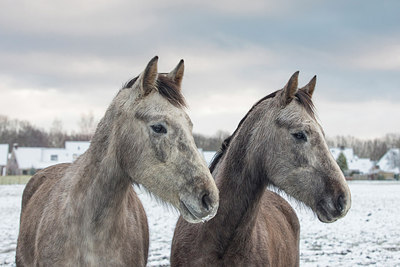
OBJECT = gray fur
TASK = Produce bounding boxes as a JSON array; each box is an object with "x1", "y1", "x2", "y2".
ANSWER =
[
  {"x1": 16, "y1": 57, "x2": 219, "y2": 266},
  {"x1": 171, "y1": 72, "x2": 351, "y2": 266}
]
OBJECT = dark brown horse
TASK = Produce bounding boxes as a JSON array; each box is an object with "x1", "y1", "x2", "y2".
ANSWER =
[
  {"x1": 16, "y1": 57, "x2": 219, "y2": 266},
  {"x1": 171, "y1": 72, "x2": 351, "y2": 266}
]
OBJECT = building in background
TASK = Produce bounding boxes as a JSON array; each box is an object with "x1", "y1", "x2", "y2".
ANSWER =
[
  {"x1": 375, "y1": 148, "x2": 400, "y2": 179},
  {"x1": 0, "y1": 144, "x2": 9, "y2": 176},
  {"x1": 329, "y1": 147, "x2": 374, "y2": 176},
  {"x1": 197, "y1": 149, "x2": 217, "y2": 167},
  {"x1": 7, "y1": 141, "x2": 90, "y2": 175}
]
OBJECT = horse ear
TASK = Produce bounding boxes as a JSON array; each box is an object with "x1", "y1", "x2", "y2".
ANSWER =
[
  {"x1": 138, "y1": 56, "x2": 158, "y2": 95},
  {"x1": 281, "y1": 71, "x2": 299, "y2": 106},
  {"x1": 168, "y1": 59, "x2": 184, "y2": 89},
  {"x1": 301, "y1": 75, "x2": 316, "y2": 98}
]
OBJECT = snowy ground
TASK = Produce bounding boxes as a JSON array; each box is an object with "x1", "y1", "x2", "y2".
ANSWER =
[{"x1": 1, "y1": 181, "x2": 399, "y2": 266}]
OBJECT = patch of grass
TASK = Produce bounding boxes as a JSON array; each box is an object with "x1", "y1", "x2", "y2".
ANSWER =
[{"x1": 0, "y1": 175, "x2": 31, "y2": 185}]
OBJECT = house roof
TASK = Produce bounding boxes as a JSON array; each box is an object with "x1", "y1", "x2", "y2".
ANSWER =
[
  {"x1": 202, "y1": 151, "x2": 217, "y2": 166},
  {"x1": 330, "y1": 147, "x2": 374, "y2": 174},
  {"x1": 14, "y1": 147, "x2": 66, "y2": 170},
  {"x1": 65, "y1": 141, "x2": 90, "y2": 154},
  {"x1": 0, "y1": 144, "x2": 9, "y2": 166},
  {"x1": 330, "y1": 147, "x2": 354, "y2": 161},
  {"x1": 377, "y1": 148, "x2": 400, "y2": 174},
  {"x1": 13, "y1": 141, "x2": 91, "y2": 170},
  {"x1": 347, "y1": 156, "x2": 374, "y2": 174}
]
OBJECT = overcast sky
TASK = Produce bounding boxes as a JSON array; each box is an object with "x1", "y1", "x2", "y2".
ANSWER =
[{"x1": 0, "y1": 0, "x2": 399, "y2": 139}]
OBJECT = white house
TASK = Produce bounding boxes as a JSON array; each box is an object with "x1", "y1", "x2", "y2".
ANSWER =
[
  {"x1": 65, "y1": 141, "x2": 90, "y2": 161},
  {"x1": 202, "y1": 151, "x2": 217, "y2": 166},
  {"x1": 330, "y1": 147, "x2": 374, "y2": 175},
  {"x1": 7, "y1": 141, "x2": 90, "y2": 175},
  {"x1": 197, "y1": 149, "x2": 217, "y2": 167},
  {"x1": 330, "y1": 148, "x2": 354, "y2": 163},
  {"x1": 347, "y1": 156, "x2": 375, "y2": 175},
  {"x1": 377, "y1": 148, "x2": 400, "y2": 175},
  {"x1": 0, "y1": 144, "x2": 9, "y2": 176}
]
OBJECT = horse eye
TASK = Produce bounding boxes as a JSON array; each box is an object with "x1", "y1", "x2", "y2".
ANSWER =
[
  {"x1": 151, "y1": 124, "x2": 167, "y2": 134},
  {"x1": 292, "y1": 132, "x2": 307, "y2": 142}
]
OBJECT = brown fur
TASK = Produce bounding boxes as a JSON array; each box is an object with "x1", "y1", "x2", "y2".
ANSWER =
[
  {"x1": 171, "y1": 72, "x2": 351, "y2": 266},
  {"x1": 17, "y1": 163, "x2": 148, "y2": 266},
  {"x1": 16, "y1": 57, "x2": 219, "y2": 266}
]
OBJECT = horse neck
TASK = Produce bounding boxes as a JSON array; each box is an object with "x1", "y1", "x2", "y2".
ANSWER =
[
  {"x1": 206, "y1": 113, "x2": 270, "y2": 254},
  {"x1": 67, "y1": 111, "x2": 132, "y2": 233}
]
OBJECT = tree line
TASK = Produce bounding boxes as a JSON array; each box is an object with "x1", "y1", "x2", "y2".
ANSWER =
[
  {"x1": 0, "y1": 114, "x2": 96, "y2": 151},
  {"x1": 0, "y1": 114, "x2": 399, "y2": 161},
  {"x1": 326, "y1": 134, "x2": 400, "y2": 161}
]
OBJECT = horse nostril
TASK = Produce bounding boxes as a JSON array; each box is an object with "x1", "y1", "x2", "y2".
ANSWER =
[
  {"x1": 201, "y1": 192, "x2": 212, "y2": 211},
  {"x1": 336, "y1": 195, "x2": 345, "y2": 213}
]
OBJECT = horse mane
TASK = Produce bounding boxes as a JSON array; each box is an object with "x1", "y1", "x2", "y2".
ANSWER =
[
  {"x1": 209, "y1": 89, "x2": 315, "y2": 173},
  {"x1": 123, "y1": 74, "x2": 186, "y2": 108}
]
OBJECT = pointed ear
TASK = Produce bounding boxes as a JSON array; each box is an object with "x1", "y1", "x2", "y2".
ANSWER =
[
  {"x1": 301, "y1": 75, "x2": 316, "y2": 98},
  {"x1": 138, "y1": 56, "x2": 158, "y2": 95},
  {"x1": 168, "y1": 59, "x2": 184, "y2": 89},
  {"x1": 281, "y1": 71, "x2": 299, "y2": 106}
]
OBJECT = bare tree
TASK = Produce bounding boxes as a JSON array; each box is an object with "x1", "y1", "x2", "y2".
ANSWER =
[
  {"x1": 194, "y1": 130, "x2": 231, "y2": 151},
  {"x1": 15, "y1": 121, "x2": 49, "y2": 147},
  {"x1": 78, "y1": 112, "x2": 96, "y2": 140},
  {"x1": 327, "y1": 135, "x2": 390, "y2": 161},
  {"x1": 49, "y1": 118, "x2": 66, "y2": 147}
]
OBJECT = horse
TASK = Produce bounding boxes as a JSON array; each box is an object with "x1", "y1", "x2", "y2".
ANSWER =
[
  {"x1": 171, "y1": 71, "x2": 351, "y2": 266},
  {"x1": 16, "y1": 56, "x2": 219, "y2": 266}
]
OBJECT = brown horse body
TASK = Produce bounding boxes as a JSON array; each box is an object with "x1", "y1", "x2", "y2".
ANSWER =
[
  {"x1": 172, "y1": 72, "x2": 351, "y2": 266},
  {"x1": 17, "y1": 162, "x2": 149, "y2": 266},
  {"x1": 16, "y1": 57, "x2": 219, "y2": 266},
  {"x1": 172, "y1": 190, "x2": 299, "y2": 266}
]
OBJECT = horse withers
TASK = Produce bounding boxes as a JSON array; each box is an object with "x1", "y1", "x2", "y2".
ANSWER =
[
  {"x1": 171, "y1": 72, "x2": 351, "y2": 266},
  {"x1": 16, "y1": 57, "x2": 219, "y2": 266}
]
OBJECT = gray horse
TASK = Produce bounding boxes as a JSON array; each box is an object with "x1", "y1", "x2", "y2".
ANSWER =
[
  {"x1": 16, "y1": 57, "x2": 219, "y2": 266},
  {"x1": 171, "y1": 72, "x2": 351, "y2": 266}
]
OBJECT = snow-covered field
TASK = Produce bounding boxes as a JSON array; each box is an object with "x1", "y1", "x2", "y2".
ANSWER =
[{"x1": 1, "y1": 181, "x2": 399, "y2": 266}]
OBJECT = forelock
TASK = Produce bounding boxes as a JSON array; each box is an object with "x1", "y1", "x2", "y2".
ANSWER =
[{"x1": 122, "y1": 74, "x2": 187, "y2": 108}]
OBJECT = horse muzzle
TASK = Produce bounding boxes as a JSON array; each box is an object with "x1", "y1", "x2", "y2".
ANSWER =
[
  {"x1": 179, "y1": 190, "x2": 219, "y2": 223},
  {"x1": 316, "y1": 193, "x2": 351, "y2": 223}
]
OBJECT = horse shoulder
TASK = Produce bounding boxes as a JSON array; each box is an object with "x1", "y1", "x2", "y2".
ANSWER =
[
  {"x1": 262, "y1": 191, "x2": 300, "y2": 235},
  {"x1": 255, "y1": 190, "x2": 300, "y2": 266},
  {"x1": 81, "y1": 187, "x2": 149, "y2": 266},
  {"x1": 124, "y1": 187, "x2": 149, "y2": 264},
  {"x1": 171, "y1": 217, "x2": 199, "y2": 266},
  {"x1": 16, "y1": 163, "x2": 71, "y2": 266},
  {"x1": 20, "y1": 163, "x2": 71, "y2": 212}
]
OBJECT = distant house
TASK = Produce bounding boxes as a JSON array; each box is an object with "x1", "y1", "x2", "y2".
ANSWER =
[
  {"x1": 376, "y1": 148, "x2": 400, "y2": 177},
  {"x1": 64, "y1": 141, "x2": 90, "y2": 161},
  {"x1": 330, "y1": 147, "x2": 374, "y2": 175},
  {"x1": 202, "y1": 151, "x2": 217, "y2": 166},
  {"x1": 7, "y1": 141, "x2": 90, "y2": 175},
  {"x1": 330, "y1": 147, "x2": 354, "y2": 163},
  {"x1": 0, "y1": 144, "x2": 9, "y2": 176},
  {"x1": 347, "y1": 156, "x2": 375, "y2": 175},
  {"x1": 197, "y1": 149, "x2": 217, "y2": 167}
]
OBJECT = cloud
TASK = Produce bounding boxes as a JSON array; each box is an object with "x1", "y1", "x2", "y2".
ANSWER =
[
  {"x1": 317, "y1": 100, "x2": 400, "y2": 139},
  {"x1": 0, "y1": 0, "x2": 399, "y2": 139},
  {"x1": 162, "y1": 0, "x2": 302, "y2": 16},
  {"x1": 350, "y1": 44, "x2": 400, "y2": 71},
  {"x1": 0, "y1": 1, "x2": 159, "y2": 36},
  {"x1": 0, "y1": 74, "x2": 109, "y2": 131}
]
